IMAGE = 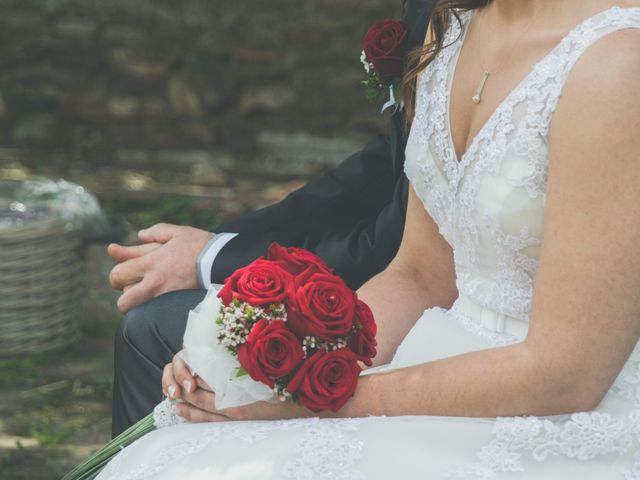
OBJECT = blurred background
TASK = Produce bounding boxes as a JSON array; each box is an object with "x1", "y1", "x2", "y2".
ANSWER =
[{"x1": 0, "y1": 0, "x2": 393, "y2": 478}]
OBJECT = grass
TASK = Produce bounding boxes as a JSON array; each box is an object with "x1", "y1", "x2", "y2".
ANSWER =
[
  {"x1": 80, "y1": 317, "x2": 120, "y2": 339},
  {"x1": 0, "y1": 353, "x2": 50, "y2": 389},
  {"x1": 1, "y1": 443, "x2": 71, "y2": 480},
  {"x1": 30, "y1": 419, "x2": 73, "y2": 447}
]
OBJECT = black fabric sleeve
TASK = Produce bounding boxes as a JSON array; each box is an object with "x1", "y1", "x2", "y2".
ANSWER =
[{"x1": 211, "y1": 175, "x2": 409, "y2": 290}]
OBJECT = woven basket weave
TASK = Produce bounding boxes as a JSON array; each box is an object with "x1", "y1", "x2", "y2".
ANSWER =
[{"x1": 0, "y1": 217, "x2": 85, "y2": 357}]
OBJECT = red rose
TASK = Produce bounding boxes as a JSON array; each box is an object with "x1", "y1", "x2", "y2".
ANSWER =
[
  {"x1": 237, "y1": 319, "x2": 305, "y2": 388},
  {"x1": 287, "y1": 271, "x2": 357, "y2": 340},
  {"x1": 362, "y1": 19, "x2": 410, "y2": 77},
  {"x1": 267, "y1": 243, "x2": 332, "y2": 276},
  {"x1": 218, "y1": 259, "x2": 290, "y2": 307},
  {"x1": 347, "y1": 300, "x2": 377, "y2": 366},
  {"x1": 287, "y1": 348, "x2": 361, "y2": 412}
]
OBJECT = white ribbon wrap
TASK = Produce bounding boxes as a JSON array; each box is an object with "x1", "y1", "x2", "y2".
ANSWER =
[
  {"x1": 381, "y1": 84, "x2": 405, "y2": 114},
  {"x1": 177, "y1": 287, "x2": 275, "y2": 410}
]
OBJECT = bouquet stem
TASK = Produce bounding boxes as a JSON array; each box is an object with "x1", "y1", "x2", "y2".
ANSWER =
[{"x1": 62, "y1": 413, "x2": 155, "y2": 480}]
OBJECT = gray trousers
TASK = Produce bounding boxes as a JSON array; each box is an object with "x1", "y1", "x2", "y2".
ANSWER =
[{"x1": 111, "y1": 289, "x2": 207, "y2": 437}]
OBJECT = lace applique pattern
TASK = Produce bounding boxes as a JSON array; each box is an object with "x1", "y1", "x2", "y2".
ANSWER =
[
  {"x1": 152, "y1": 398, "x2": 186, "y2": 429},
  {"x1": 282, "y1": 418, "x2": 365, "y2": 480},
  {"x1": 447, "y1": 360, "x2": 640, "y2": 480},
  {"x1": 100, "y1": 417, "x2": 367, "y2": 480},
  {"x1": 405, "y1": 7, "x2": 640, "y2": 327},
  {"x1": 405, "y1": 6, "x2": 640, "y2": 479},
  {"x1": 446, "y1": 402, "x2": 640, "y2": 480}
]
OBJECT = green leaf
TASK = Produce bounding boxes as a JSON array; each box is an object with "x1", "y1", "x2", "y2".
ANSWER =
[{"x1": 236, "y1": 366, "x2": 248, "y2": 378}]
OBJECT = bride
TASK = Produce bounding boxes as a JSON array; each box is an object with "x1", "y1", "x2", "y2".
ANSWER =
[{"x1": 97, "y1": 0, "x2": 640, "y2": 478}]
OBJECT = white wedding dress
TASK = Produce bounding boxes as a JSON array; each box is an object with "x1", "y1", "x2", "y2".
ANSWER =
[{"x1": 97, "y1": 7, "x2": 640, "y2": 479}]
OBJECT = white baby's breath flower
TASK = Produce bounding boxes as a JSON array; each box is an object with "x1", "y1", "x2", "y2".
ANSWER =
[{"x1": 360, "y1": 50, "x2": 371, "y2": 73}]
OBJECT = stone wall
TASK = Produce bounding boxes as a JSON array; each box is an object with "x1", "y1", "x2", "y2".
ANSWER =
[{"x1": 0, "y1": 0, "x2": 392, "y2": 215}]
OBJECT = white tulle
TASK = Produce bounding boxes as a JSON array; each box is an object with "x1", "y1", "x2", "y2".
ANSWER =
[{"x1": 177, "y1": 287, "x2": 275, "y2": 410}]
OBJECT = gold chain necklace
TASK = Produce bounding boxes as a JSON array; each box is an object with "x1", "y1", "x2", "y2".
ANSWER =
[{"x1": 471, "y1": 12, "x2": 536, "y2": 105}]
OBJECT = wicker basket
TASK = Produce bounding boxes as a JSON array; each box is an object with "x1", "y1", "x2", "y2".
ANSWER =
[{"x1": 0, "y1": 216, "x2": 85, "y2": 357}]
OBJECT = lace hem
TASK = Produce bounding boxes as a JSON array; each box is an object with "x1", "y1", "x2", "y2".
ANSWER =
[
  {"x1": 100, "y1": 417, "x2": 367, "y2": 480},
  {"x1": 446, "y1": 361, "x2": 640, "y2": 480}
]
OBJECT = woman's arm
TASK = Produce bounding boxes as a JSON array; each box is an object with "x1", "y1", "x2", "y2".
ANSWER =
[
  {"x1": 339, "y1": 30, "x2": 640, "y2": 419},
  {"x1": 358, "y1": 186, "x2": 458, "y2": 366}
]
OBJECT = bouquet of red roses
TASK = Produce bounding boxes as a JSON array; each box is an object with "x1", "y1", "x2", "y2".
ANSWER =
[
  {"x1": 213, "y1": 243, "x2": 377, "y2": 412},
  {"x1": 62, "y1": 244, "x2": 376, "y2": 480}
]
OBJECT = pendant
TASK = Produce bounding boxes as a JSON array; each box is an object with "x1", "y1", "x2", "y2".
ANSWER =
[{"x1": 472, "y1": 71, "x2": 490, "y2": 104}]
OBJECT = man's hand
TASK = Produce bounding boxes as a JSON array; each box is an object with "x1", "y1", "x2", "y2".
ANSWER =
[{"x1": 108, "y1": 223, "x2": 213, "y2": 313}]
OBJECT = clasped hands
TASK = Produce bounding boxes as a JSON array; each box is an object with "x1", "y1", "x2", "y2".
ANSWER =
[
  {"x1": 108, "y1": 223, "x2": 213, "y2": 313},
  {"x1": 162, "y1": 353, "x2": 312, "y2": 423}
]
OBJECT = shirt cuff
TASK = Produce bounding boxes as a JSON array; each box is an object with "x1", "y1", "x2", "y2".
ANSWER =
[{"x1": 196, "y1": 232, "x2": 238, "y2": 288}]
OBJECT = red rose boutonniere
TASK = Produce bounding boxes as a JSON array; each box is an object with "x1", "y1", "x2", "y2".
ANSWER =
[{"x1": 361, "y1": 19, "x2": 410, "y2": 112}]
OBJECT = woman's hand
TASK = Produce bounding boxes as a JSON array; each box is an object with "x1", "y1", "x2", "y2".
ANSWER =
[
  {"x1": 162, "y1": 354, "x2": 229, "y2": 422},
  {"x1": 162, "y1": 354, "x2": 314, "y2": 422}
]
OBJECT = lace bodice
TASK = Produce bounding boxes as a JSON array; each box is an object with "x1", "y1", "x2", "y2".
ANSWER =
[{"x1": 405, "y1": 6, "x2": 640, "y2": 326}]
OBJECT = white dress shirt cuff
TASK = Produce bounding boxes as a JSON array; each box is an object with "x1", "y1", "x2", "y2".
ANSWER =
[{"x1": 196, "y1": 232, "x2": 238, "y2": 288}]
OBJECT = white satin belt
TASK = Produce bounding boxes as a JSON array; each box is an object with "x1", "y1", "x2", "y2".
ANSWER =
[
  {"x1": 454, "y1": 295, "x2": 640, "y2": 362},
  {"x1": 453, "y1": 295, "x2": 529, "y2": 339}
]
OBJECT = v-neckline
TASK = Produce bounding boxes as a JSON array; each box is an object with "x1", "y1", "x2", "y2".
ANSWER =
[{"x1": 444, "y1": 5, "x2": 622, "y2": 171}]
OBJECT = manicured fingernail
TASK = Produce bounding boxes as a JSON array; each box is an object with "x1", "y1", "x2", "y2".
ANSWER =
[
  {"x1": 189, "y1": 368, "x2": 195, "y2": 377},
  {"x1": 139, "y1": 229, "x2": 147, "y2": 235},
  {"x1": 168, "y1": 385, "x2": 176, "y2": 398},
  {"x1": 183, "y1": 380, "x2": 192, "y2": 393}
]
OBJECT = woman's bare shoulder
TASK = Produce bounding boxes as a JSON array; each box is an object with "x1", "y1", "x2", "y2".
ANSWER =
[
  {"x1": 565, "y1": 24, "x2": 640, "y2": 98},
  {"x1": 550, "y1": 25, "x2": 640, "y2": 159}
]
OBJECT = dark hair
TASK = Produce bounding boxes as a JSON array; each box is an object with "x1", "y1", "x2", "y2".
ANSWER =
[{"x1": 400, "y1": 0, "x2": 491, "y2": 125}]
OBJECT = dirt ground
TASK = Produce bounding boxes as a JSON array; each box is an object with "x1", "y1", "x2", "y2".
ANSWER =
[{"x1": 0, "y1": 0, "x2": 400, "y2": 478}]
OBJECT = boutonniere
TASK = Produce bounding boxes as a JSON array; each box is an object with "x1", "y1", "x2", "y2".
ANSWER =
[{"x1": 360, "y1": 19, "x2": 410, "y2": 113}]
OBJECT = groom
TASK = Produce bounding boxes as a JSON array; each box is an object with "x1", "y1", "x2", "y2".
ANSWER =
[{"x1": 110, "y1": 0, "x2": 436, "y2": 435}]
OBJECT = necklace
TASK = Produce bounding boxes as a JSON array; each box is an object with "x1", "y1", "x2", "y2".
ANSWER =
[
  {"x1": 472, "y1": 72, "x2": 490, "y2": 104},
  {"x1": 470, "y1": 12, "x2": 536, "y2": 105}
]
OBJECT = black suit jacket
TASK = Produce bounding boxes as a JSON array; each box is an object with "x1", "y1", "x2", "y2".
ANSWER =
[{"x1": 210, "y1": 0, "x2": 435, "y2": 289}]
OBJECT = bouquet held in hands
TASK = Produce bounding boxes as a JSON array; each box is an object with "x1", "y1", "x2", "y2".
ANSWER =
[{"x1": 63, "y1": 243, "x2": 376, "y2": 480}]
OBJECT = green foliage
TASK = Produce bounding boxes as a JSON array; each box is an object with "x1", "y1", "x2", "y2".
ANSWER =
[
  {"x1": 236, "y1": 366, "x2": 248, "y2": 378},
  {"x1": 30, "y1": 419, "x2": 73, "y2": 447},
  {"x1": 80, "y1": 317, "x2": 120, "y2": 339},
  {"x1": 88, "y1": 374, "x2": 113, "y2": 397},
  {"x1": 363, "y1": 74, "x2": 386, "y2": 103},
  {"x1": 0, "y1": 353, "x2": 49, "y2": 389}
]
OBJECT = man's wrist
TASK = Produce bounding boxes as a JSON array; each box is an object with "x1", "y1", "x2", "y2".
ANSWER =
[{"x1": 196, "y1": 232, "x2": 238, "y2": 288}]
